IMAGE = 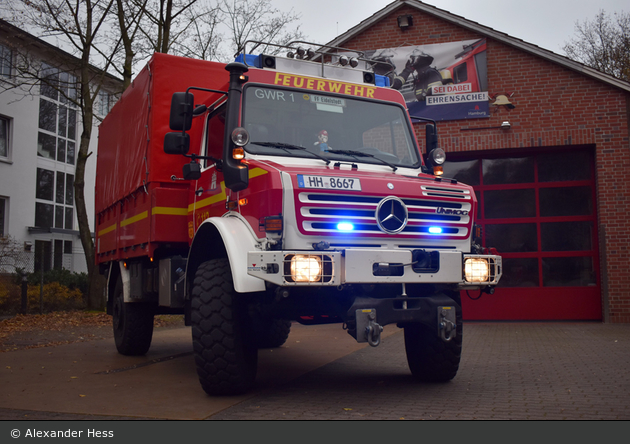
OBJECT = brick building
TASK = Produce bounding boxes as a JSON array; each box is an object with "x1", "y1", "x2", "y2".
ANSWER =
[{"x1": 327, "y1": 1, "x2": 630, "y2": 322}]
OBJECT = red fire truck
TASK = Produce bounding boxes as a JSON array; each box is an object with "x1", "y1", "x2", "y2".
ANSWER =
[{"x1": 95, "y1": 42, "x2": 501, "y2": 396}]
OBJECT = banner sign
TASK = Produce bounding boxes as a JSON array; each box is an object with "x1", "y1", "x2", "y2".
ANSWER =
[{"x1": 364, "y1": 39, "x2": 489, "y2": 121}]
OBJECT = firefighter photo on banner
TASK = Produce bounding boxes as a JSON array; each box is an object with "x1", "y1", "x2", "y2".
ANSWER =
[{"x1": 364, "y1": 39, "x2": 489, "y2": 121}]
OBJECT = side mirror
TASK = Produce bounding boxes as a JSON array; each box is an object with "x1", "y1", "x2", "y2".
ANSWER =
[
  {"x1": 164, "y1": 132, "x2": 190, "y2": 154},
  {"x1": 182, "y1": 161, "x2": 201, "y2": 180},
  {"x1": 169, "y1": 92, "x2": 194, "y2": 131}
]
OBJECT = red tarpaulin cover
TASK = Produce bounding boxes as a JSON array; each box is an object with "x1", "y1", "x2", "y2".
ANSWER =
[{"x1": 95, "y1": 53, "x2": 229, "y2": 214}]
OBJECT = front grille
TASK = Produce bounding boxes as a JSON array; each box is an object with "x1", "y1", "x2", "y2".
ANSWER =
[{"x1": 297, "y1": 189, "x2": 472, "y2": 238}]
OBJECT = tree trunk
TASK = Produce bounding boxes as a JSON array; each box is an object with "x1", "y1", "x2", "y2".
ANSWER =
[{"x1": 75, "y1": 56, "x2": 105, "y2": 310}]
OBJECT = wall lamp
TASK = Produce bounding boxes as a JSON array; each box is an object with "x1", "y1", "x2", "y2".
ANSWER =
[{"x1": 397, "y1": 15, "x2": 413, "y2": 30}]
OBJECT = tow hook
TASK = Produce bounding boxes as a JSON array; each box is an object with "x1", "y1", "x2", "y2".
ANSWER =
[
  {"x1": 355, "y1": 309, "x2": 383, "y2": 347},
  {"x1": 365, "y1": 319, "x2": 383, "y2": 347},
  {"x1": 438, "y1": 306, "x2": 457, "y2": 342}
]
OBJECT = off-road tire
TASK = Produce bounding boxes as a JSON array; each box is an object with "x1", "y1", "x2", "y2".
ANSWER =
[
  {"x1": 404, "y1": 297, "x2": 463, "y2": 382},
  {"x1": 112, "y1": 275, "x2": 154, "y2": 356},
  {"x1": 191, "y1": 258, "x2": 257, "y2": 396},
  {"x1": 254, "y1": 318, "x2": 292, "y2": 348}
]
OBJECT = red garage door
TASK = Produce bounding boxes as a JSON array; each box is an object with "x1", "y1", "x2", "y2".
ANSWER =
[{"x1": 444, "y1": 146, "x2": 601, "y2": 321}]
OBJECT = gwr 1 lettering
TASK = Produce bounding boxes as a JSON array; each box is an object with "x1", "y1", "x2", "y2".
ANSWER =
[{"x1": 254, "y1": 88, "x2": 286, "y2": 101}]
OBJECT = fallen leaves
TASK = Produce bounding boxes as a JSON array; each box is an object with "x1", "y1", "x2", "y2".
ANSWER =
[
  {"x1": 0, "y1": 311, "x2": 184, "y2": 352},
  {"x1": 1, "y1": 311, "x2": 110, "y2": 336}
]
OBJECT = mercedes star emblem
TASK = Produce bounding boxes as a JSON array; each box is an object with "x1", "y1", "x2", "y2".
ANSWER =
[{"x1": 375, "y1": 196, "x2": 408, "y2": 234}]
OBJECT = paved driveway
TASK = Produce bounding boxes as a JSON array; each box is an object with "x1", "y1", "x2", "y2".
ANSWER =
[{"x1": 1, "y1": 322, "x2": 629, "y2": 420}]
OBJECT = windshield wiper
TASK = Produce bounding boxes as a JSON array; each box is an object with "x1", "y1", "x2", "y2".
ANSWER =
[
  {"x1": 250, "y1": 141, "x2": 330, "y2": 165},
  {"x1": 328, "y1": 150, "x2": 398, "y2": 171}
]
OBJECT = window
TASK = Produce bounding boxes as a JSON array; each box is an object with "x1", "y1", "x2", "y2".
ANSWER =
[
  {"x1": 453, "y1": 63, "x2": 468, "y2": 83},
  {"x1": 0, "y1": 116, "x2": 9, "y2": 160},
  {"x1": 34, "y1": 240, "x2": 52, "y2": 273},
  {"x1": 0, "y1": 44, "x2": 12, "y2": 78},
  {"x1": 38, "y1": 64, "x2": 77, "y2": 165},
  {"x1": 35, "y1": 167, "x2": 74, "y2": 230},
  {"x1": 242, "y1": 85, "x2": 420, "y2": 168},
  {"x1": 34, "y1": 239, "x2": 72, "y2": 272},
  {"x1": 98, "y1": 90, "x2": 111, "y2": 116},
  {"x1": 0, "y1": 197, "x2": 6, "y2": 237},
  {"x1": 444, "y1": 148, "x2": 598, "y2": 289},
  {"x1": 36, "y1": 65, "x2": 77, "y2": 231}
]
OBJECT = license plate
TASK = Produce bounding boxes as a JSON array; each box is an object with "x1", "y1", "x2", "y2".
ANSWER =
[{"x1": 297, "y1": 175, "x2": 362, "y2": 191}]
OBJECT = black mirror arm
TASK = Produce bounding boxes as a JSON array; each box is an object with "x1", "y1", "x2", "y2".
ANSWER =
[{"x1": 184, "y1": 153, "x2": 223, "y2": 171}]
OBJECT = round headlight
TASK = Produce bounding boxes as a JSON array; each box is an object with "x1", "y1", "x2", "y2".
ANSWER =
[
  {"x1": 231, "y1": 127, "x2": 249, "y2": 147},
  {"x1": 339, "y1": 55, "x2": 349, "y2": 66},
  {"x1": 430, "y1": 148, "x2": 446, "y2": 165}
]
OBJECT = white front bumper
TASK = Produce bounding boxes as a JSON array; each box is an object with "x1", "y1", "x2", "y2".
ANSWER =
[{"x1": 247, "y1": 249, "x2": 501, "y2": 286}]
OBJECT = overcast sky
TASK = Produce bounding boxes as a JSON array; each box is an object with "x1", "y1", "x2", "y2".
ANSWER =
[{"x1": 286, "y1": 0, "x2": 628, "y2": 55}]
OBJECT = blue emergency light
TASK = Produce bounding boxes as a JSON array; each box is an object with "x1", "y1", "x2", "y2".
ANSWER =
[{"x1": 337, "y1": 222, "x2": 355, "y2": 232}]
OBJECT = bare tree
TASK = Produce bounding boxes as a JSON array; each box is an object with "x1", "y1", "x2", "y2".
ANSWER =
[
  {"x1": 110, "y1": 0, "x2": 148, "y2": 89},
  {"x1": 563, "y1": 9, "x2": 630, "y2": 81},
  {"x1": 220, "y1": 0, "x2": 304, "y2": 57},
  {"x1": 178, "y1": 2, "x2": 225, "y2": 61},
  {"x1": 135, "y1": 0, "x2": 201, "y2": 56},
  {"x1": 5, "y1": 0, "x2": 119, "y2": 309},
  {"x1": 1, "y1": 0, "x2": 309, "y2": 310}
]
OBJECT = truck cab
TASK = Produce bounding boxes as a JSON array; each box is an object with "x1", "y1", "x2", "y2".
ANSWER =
[{"x1": 100, "y1": 42, "x2": 501, "y2": 396}]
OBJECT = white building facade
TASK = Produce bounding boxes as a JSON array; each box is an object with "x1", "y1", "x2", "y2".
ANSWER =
[{"x1": 0, "y1": 19, "x2": 122, "y2": 274}]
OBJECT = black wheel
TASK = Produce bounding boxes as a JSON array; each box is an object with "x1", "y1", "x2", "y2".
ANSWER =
[
  {"x1": 404, "y1": 295, "x2": 463, "y2": 382},
  {"x1": 191, "y1": 258, "x2": 257, "y2": 395},
  {"x1": 112, "y1": 275, "x2": 154, "y2": 356},
  {"x1": 254, "y1": 318, "x2": 291, "y2": 348}
]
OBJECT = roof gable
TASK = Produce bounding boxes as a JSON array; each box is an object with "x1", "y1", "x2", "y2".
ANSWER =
[{"x1": 326, "y1": 0, "x2": 630, "y2": 93}]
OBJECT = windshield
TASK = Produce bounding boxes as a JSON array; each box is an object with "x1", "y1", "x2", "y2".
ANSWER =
[{"x1": 242, "y1": 85, "x2": 420, "y2": 168}]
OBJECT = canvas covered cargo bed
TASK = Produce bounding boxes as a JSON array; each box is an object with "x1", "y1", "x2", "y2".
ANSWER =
[{"x1": 95, "y1": 53, "x2": 229, "y2": 262}]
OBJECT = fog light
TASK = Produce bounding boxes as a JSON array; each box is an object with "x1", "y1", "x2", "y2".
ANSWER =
[
  {"x1": 291, "y1": 255, "x2": 322, "y2": 282},
  {"x1": 464, "y1": 258, "x2": 489, "y2": 283}
]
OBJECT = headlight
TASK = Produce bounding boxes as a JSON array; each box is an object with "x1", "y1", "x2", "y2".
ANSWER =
[
  {"x1": 231, "y1": 127, "x2": 249, "y2": 146},
  {"x1": 429, "y1": 148, "x2": 446, "y2": 165},
  {"x1": 464, "y1": 258, "x2": 489, "y2": 283},
  {"x1": 290, "y1": 255, "x2": 322, "y2": 282}
]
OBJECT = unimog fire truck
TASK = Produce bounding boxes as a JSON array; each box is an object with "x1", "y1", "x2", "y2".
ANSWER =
[{"x1": 95, "y1": 41, "x2": 501, "y2": 396}]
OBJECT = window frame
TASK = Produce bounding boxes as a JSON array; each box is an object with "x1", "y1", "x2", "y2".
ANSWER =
[
  {"x1": 0, "y1": 115, "x2": 11, "y2": 162},
  {"x1": 0, "y1": 196, "x2": 7, "y2": 237},
  {"x1": 0, "y1": 44, "x2": 12, "y2": 79}
]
